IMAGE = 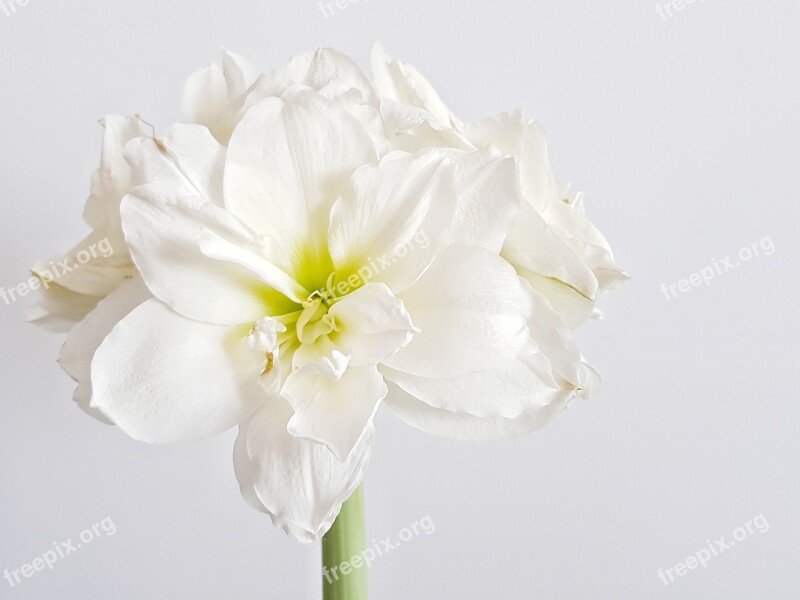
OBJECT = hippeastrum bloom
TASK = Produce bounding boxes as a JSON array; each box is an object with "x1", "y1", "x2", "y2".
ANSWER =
[
  {"x1": 30, "y1": 51, "x2": 624, "y2": 590},
  {"x1": 371, "y1": 44, "x2": 627, "y2": 328},
  {"x1": 87, "y1": 87, "x2": 585, "y2": 540}
]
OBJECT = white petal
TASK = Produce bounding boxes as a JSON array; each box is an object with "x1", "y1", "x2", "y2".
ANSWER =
[
  {"x1": 58, "y1": 276, "x2": 150, "y2": 421},
  {"x1": 284, "y1": 365, "x2": 387, "y2": 462},
  {"x1": 234, "y1": 395, "x2": 373, "y2": 542},
  {"x1": 181, "y1": 50, "x2": 260, "y2": 143},
  {"x1": 503, "y1": 200, "x2": 598, "y2": 302},
  {"x1": 371, "y1": 43, "x2": 455, "y2": 130},
  {"x1": 577, "y1": 359, "x2": 601, "y2": 399},
  {"x1": 541, "y1": 193, "x2": 628, "y2": 292},
  {"x1": 448, "y1": 149, "x2": 522, "y2": 254},
  {"x1": 84, "y1": 115, "x2": 148, "y2": 230},
  {"x1": 516, "y1": 268, "x2": 596, "y2": 329},
  {"x1": 224, "y1": 92, "x2": 377, "y2": 286},
  {"x1": 370, "y1": 44, "x2": 473, "y2": 150},
  {"x1": 386, "y1": 382, "x2": 575, "y2": 441},
  {"x1": 25, "y1": 281, "x2": 102, "y2": 333},
  {"x1": 523, "y1": 279, "x2": 584, "y2": 387},
  {"x1": 328, "y1": 283, "x2": 416, "y2": 365},
  {"x1": 221, "y1": 49, "x2": 257, "y2": 98},
  {"x1": 121, "y1": 185, "x2": 306, "y2": 325},
  {"x1": 91, "y1": 299, "x2": 265, "y2": 443},
  {"x1": 464, "y1": 111, "x2": 558, "y2": 212},
  {"x1": 214, "y1": 49, "x2": 385, "y2": 150},
  {"x1": 383, "y1": 245, "x2": 531, "y2": 378},
  {"x1": 380, "y1": 341, "x2": 560, "y2": 419},
  {"x1": 31, "y1": 229, "x2": 135, "y2": 298},
  {"x1": 255, "y1": 48, "x2": 378, "y2": 105},
  {"x1": 124, "y1": 124, "x2": 226, "y2": 205},
  {"x1": 328, "y1": 151, "x2": 457, "y2": 293},
  {"x1": 181, "y1": 61, "x2": 228, "y2": 132},
  {"x1": 291, "y1": 338, "x2": 351, "y2": 380}
]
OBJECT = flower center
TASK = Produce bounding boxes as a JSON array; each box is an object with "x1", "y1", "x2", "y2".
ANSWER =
[{"x1": 297, "y1": 297, "x2": 337, "y2": 345}]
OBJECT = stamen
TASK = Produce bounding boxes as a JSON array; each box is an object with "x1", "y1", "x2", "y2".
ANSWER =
[{"x1": 261, "y1": 352, "x2": 274, "y2": 376}]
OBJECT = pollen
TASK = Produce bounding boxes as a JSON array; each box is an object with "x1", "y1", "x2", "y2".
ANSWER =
[{"x1": 261, "y1": 352, "x2": 275, "y2": 376}]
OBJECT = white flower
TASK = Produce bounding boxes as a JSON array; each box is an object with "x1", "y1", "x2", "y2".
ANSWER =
[
  {"x1": 371, "y1": 44, "x2": 627, "y2": 327},
  {"x1": 87, "y1": 88, "x2": 580, "y2": 541},
  {"x1": 30, "y1": 47, "x2": 623, "y2": 543}
]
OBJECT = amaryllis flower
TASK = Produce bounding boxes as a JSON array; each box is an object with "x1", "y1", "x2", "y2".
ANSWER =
[
  {"x1": 85, "y1": 87, "x2": 582, "y2": 540},
  {"x1": 371, "y1": 44, "x2": 627, "y2": 328},
  {"x1": 29, "y1": 50, "x2": 624, "y2": 585}
]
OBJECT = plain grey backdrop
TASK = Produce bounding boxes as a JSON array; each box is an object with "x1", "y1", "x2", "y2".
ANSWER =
[{"x1": 2, "y1": 0, "x2": 798, "y2": 598}]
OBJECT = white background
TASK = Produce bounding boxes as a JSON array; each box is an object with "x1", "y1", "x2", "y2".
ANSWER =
[{"x1": 1, "y1": 0, "x2": 799, "y2": 598}]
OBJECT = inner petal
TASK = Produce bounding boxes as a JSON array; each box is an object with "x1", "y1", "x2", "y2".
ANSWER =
[{"x1": 296, "y1": 298, "x2": 337, "y2": 345}]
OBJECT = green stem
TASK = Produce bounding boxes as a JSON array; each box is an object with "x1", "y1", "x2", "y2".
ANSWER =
[{"x1": 322, "y1": 485, "x2": 368, "y2": 600}]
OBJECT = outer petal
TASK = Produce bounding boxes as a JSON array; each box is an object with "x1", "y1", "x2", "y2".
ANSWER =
[
  {"x1": 463, "y1": 111, "x2": 558, "y2": 212},
  {"x1": 385, "y1": 382, "x2": 575, "y2": 441},
  {"x1": 254, "y1": 48, "x2": 378, "y2": 106},
  {"x1": 383, "y1": 245, "x2": 531, "y2": 378},
  {"x1": 84, "y1": 115, "x2": 148, "y2": 231},
  {"x1": 381, "y1": 281, "x2": 582, "y2": 419},
  {"x1": 284, "y1": 365, "x2": 387, "y2": 462},
  {"x1": 447, "y1": 149, "x2": 522, "y2": 254},
  {"x1": 380, "y1": 341, "x2": 560, "y2": 420},
  {"x1": 224, "y1": 91, "x2": 377, "y2": 285},
  {"x1": 371, "y1": 43, "x2": 455, "y2": 131},
  {"x1": 207, "y1": 49, "x2": 385, "y2": 149},
  {"x1": 31, "y1": 228, "x2": 135, "y2": 298},
  {"x1": 328, "y1": 151, "x2": 457, "y2": 293},
  {"x1": 221, "y1": 49, "x2": 257, "y2": 98},
  {"x1": 503, "y1": 201, "x2": 599, "y2": 303},
  {"x1": 25, "y1": 281, "x2": 102, "y2": 333},
  {"x1": 540, "y1": 192, "x2": 629, "y2": 292},
  {"x1": 91, "y1": 299, "x2": 264, "y2": 443},
  {"x1": 181, "y1": 61, "x2": 228, "y2": 133},
  {"x1": 514, "y1": 269, "x2": 596, "y2": 329},
  {"x1": 234, "y1": 395, "x2": 374, "y2": 542},
  {"x1": 121, "y1": 185, "x2": 306, "y2": 325},
  {"x1": 58, "y1": 276, "x2": 150, "y2": 421},
  {"x1": 370, "y1": 44, "x2": 473, "y2": 151},
  {"x1": 125, "y1": 124, "x2": 226, "y2": 206},
  {"x1": 182, "y1": 50, "x2": 260, "y2": 144},
  {"x1": 522, "y1": 280, "x2": 583, "y2": 387}
]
